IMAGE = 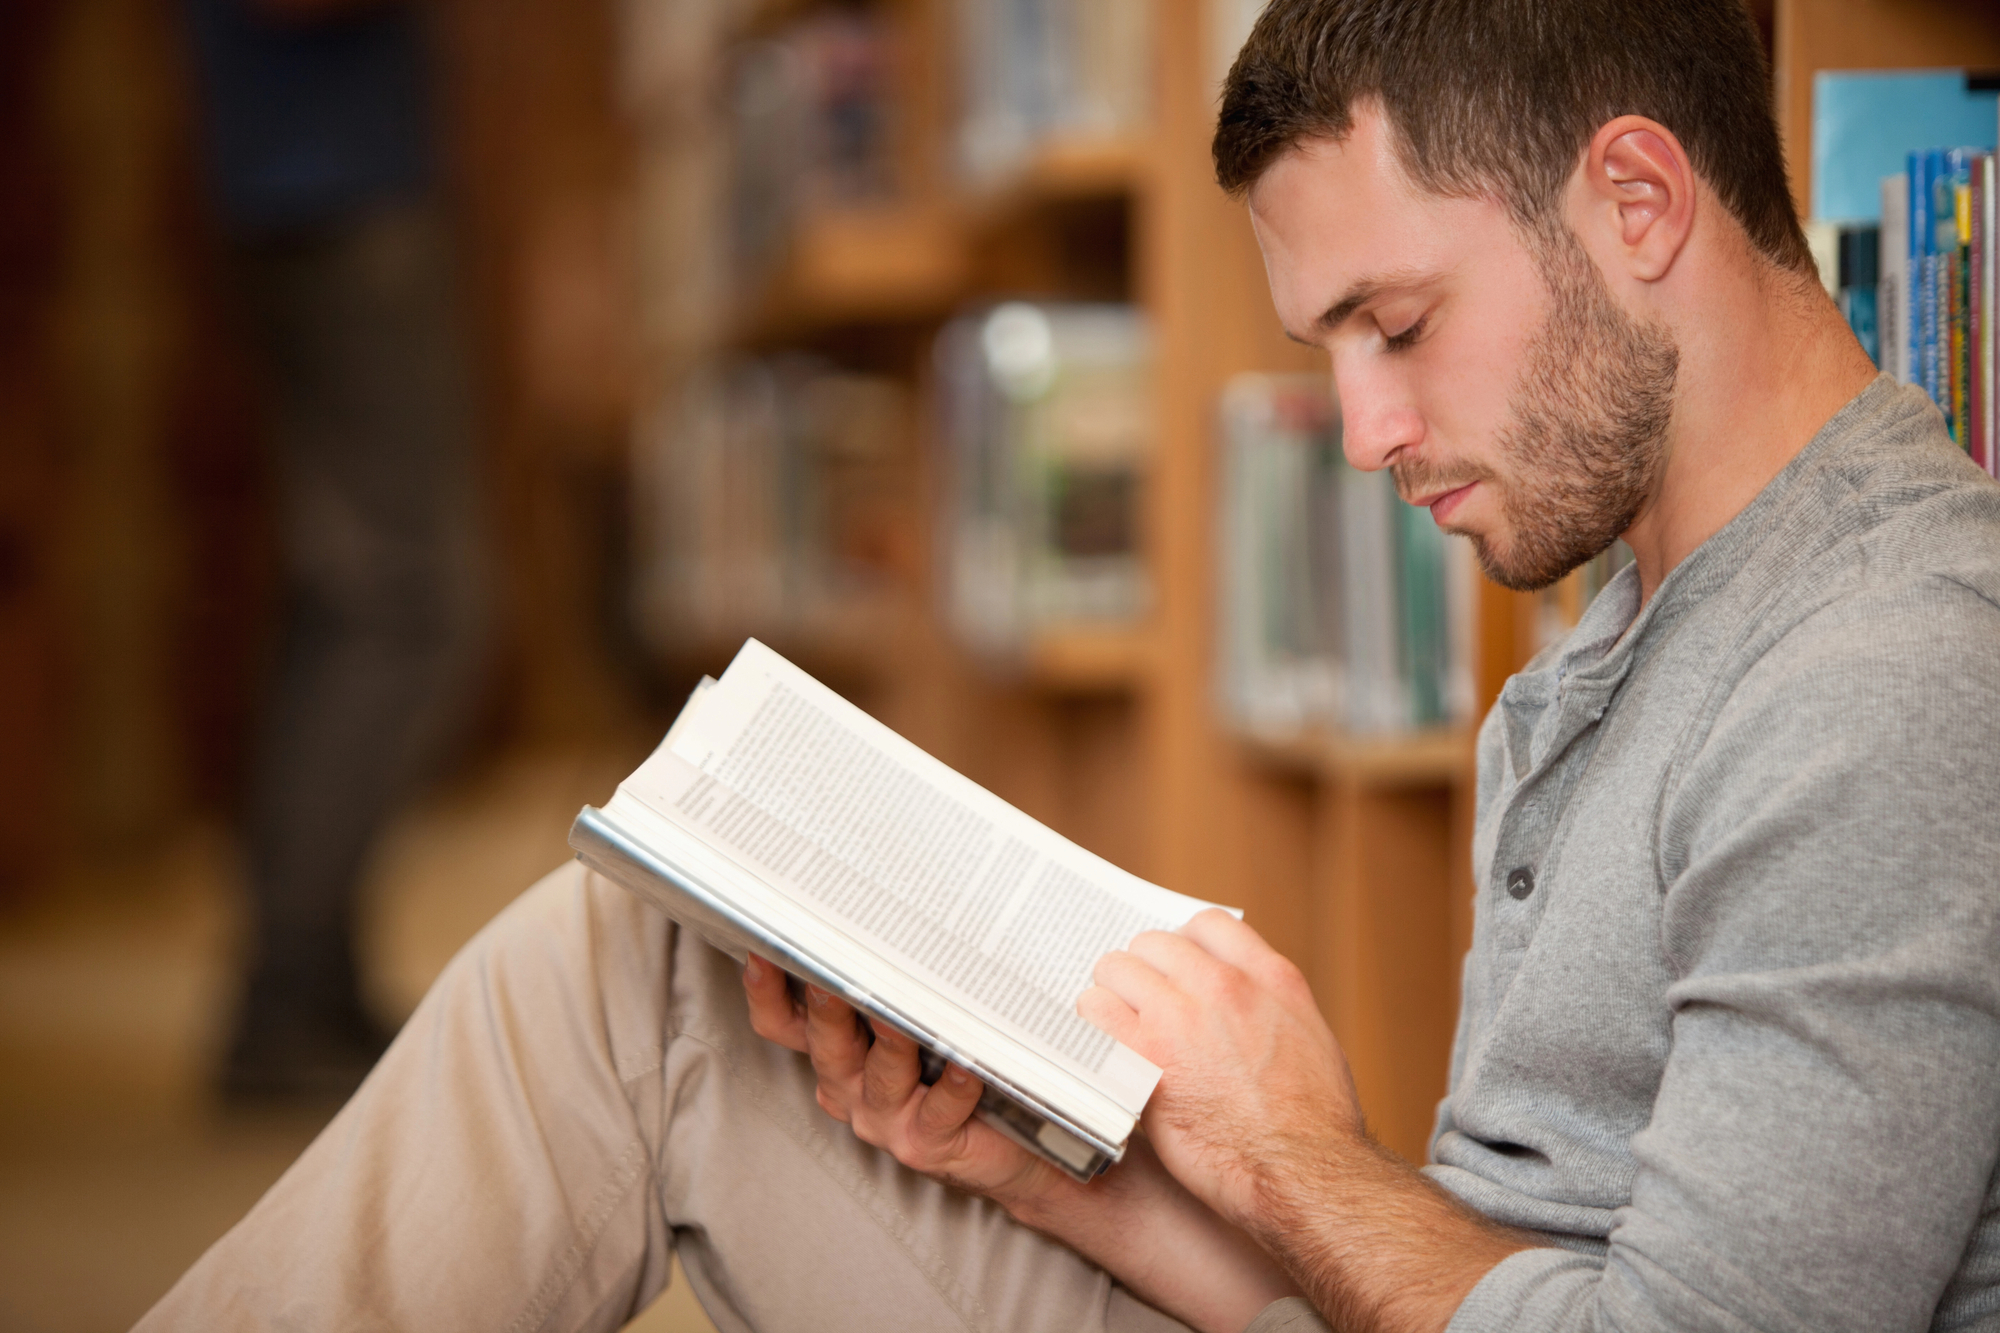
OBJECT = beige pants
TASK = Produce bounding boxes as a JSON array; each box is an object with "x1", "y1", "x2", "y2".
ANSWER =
[{"x1": 138, "y1": 861, "x2": 1322, "y2": 1332}]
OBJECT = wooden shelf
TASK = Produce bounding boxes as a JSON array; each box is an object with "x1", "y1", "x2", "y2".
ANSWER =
[
  {"x1": 968, "y1": 136, "x2": 1153, "y2": 228},
  {"x1": 1239, "y1": 726, "x2": 1471, "y2": 789},
  {"x1": 664, "y1": 589, "x2": 910, "y2": 685},
  {"x1": 730, "y1": 0, "x2": 819, "y2": 43},
  {"x1": 734, "y1": 203, "x2": 969, "y2": 344},
  {"x1": 1021, "y1": 624, "x2": 1157, "y2": 693}
]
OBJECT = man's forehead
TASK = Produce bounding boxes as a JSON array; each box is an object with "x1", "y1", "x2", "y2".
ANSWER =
[{"x1": 1247, "y1": 115, "x2": 1509, "y2": 338}]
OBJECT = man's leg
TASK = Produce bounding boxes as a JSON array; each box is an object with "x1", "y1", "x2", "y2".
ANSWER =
[{"x1": 140, "y1": 861, "x2": 1191, "y2": 1333}]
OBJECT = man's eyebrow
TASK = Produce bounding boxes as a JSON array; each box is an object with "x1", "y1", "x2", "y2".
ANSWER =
[{"x1": 1293, "y1": 266, "x2": 1437, "y2": 343}]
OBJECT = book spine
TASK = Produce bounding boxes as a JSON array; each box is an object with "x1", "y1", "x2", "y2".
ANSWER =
[
  {"x1": 1882, "y1": 173, "x2": 1909, "y2": 384},
  {"x1": 1911, "y1": 153, "x2": 1932, "y2": 408},
  {"x1": 1974, "y1": 156, "x2": 1989, "y2": 473},
  {"x1": 1953, "y1": 150, "x2": 1975, "y2": 447},
  {"x1": 1988, "y1": 150, "x2": 1999, "y2": 476}
]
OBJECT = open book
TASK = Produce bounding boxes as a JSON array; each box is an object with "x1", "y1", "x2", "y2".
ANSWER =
[{"x1": 568, "y1": 639, "x2": 1233, "y2": 1180}]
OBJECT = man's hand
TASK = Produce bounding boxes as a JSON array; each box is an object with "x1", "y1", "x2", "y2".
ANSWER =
[
  {"x1": 1083, "y1": 911, "x2": 1532, "y2": 1333},
  {"x1": 740, "y1": 952, "x2": 1301, "y2": 1332},
  {"x1": 1081, "y1": 909, "x2": 1361, "y2": 1224},
  {"x1": 740, "y1": 953, "x2": 1058, "y2": 1204}
]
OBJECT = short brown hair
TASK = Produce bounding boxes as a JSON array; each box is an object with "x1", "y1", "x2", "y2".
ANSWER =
[{"x1": 1213, "y1": 0, "x2": 1812, "y2": 273}]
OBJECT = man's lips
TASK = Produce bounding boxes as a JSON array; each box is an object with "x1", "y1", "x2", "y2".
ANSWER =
[{"x1": 1411, "y1": 481, "x2": 1477, "y2": 524}]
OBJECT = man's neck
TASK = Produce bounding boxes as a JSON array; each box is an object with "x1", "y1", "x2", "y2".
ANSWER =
[{"x1": 1621, "y1": 266, "x2": 1879, "y2": 604}]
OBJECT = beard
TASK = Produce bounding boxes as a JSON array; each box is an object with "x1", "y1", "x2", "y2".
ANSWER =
[{"x1": 1393, "y1": 224, "x2": 1679, "y2": 592}]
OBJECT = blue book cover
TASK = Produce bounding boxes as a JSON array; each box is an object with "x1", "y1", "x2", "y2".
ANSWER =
[
  {"x1": 1813, "y1": 70, "x2": 1997, "y2": 222},
  {"x1": 1912, "y1": 151, "x2": 1935, "y2": 405}
]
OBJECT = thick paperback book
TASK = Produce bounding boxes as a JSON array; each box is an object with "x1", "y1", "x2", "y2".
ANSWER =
[{"x1": 568, "y1": 639, "x2": 1231, "y2": 1180}]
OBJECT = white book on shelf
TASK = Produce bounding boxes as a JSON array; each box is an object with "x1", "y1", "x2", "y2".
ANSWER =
[
  {"x1": 1881, "y1": 173, "x2": 1909, "y2": 385},
  {"x1": 570, "y1": 639, "x2": 1232, "y2": 1180}
]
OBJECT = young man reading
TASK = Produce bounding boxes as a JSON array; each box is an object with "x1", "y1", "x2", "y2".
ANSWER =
[{"x1": 142, "y1": 2, "x2": 2000, "y2": 1330}]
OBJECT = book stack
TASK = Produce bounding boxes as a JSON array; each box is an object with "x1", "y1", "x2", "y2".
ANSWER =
[
  {"x1": 1809, "y1": 69, "x2": 1997, "y2": 474},
  {"x1": 636, "y1": 357, "x2": 910, "y2": 652},
  {"x1": 1214, "y1": 373, "x2": 1475, "y2": 739},
  {"x1": 938, "y1": 303, "x2": 1154, "y2": 659},
  {"x1": 953, "y1": 0, "x2": 1152, "y2": 182},
  {"x1": 1881, "y1": 149, "x2": 1999, "y2": 471}
]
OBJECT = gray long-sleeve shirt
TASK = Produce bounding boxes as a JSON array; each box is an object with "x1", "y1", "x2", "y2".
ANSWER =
[{"x1": 1431, "y1": 377, "x2": 2000, "y2": 1331}]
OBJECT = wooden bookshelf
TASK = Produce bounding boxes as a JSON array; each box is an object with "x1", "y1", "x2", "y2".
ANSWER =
[
  {"x1": 1241, "y1": 727, "x2": 1473, "y2": 790},
  {"x1": 969, "y1": 137, "x2": 1156, "y2": 221},
  {"x1": 1022, "y1": 624, "x2": 1159, "y2": 694},
  {"x1": 735, "y1": 204, "x2": 968, "y2": 345}
]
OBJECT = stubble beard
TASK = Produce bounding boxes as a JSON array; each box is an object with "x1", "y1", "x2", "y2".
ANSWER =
[{"x1": 1394, "y1": 225, "x2": 1679, "y2": 593}]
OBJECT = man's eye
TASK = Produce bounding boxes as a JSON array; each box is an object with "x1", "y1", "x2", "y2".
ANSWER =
[{"x1": 1383, "y1": 316, "x2": 1428, "y2": 351}]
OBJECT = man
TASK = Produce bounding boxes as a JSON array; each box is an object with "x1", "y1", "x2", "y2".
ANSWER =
[
  {"x1": 142, "y1": 0, "x2": 2000, "y2": 1329},
  {"x1": 182, "y1": 0, "x2": 487, "y2": 1098}
]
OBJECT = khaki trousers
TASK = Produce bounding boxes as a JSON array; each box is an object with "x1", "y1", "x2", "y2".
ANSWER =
[{"x1": 139, "y1": 861, "x2": 1320, "y2": 1333}]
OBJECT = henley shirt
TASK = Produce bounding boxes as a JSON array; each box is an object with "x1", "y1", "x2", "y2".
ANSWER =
[{"x1": 1432, "y1": 376, "x2": 2000, "y2": 1332}]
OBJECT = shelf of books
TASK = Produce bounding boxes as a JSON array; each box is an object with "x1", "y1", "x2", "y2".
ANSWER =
[{"x1": 620, "y1": 0, "x2": 1992, "y2": 1166}]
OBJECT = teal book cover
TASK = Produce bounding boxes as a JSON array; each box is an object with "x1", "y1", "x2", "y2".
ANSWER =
[{"x1": 1813, "y1": 70, "x2": 1996, "y2": 222}]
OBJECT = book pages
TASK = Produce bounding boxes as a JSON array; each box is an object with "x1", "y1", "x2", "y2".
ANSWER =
[{"x1": 637, "y1": 639, "x2": 1230, "y2": 1115}]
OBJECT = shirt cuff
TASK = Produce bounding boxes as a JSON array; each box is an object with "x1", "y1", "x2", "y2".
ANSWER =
[{"x1": 1445, "y1": 1247, "x2": 1603, "y2": 1332}]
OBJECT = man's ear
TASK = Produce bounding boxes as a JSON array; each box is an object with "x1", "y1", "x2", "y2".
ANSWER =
[{"x1": 1575, "y1": 115, "x2": 1695, "y2": 283}]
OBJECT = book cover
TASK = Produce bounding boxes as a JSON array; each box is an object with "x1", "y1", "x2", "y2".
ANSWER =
[{"x1": 1813, "y1": 70, "x2": 1998, "y2": 223}]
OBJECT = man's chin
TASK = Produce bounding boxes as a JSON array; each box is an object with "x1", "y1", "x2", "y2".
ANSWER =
[{"x1": 1470, "y1": 532, "x2": 1587, "y2": 594}]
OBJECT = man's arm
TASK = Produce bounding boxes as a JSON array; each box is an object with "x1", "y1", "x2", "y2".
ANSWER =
[
  {"x1": 1081, "y1": 915, "x2": 1533, "y2": 1333},
  {"x1": 741, "y1": 954, "x2": 1300, "y2": 1333},
  {"x1": 1092, "y1": 576, "x2": 2000, "y2": 1333}
]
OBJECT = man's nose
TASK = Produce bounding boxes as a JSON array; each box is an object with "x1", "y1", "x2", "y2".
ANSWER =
[{"x1": 1335, "y1": 364, "x2": 1422, "y2": 473}]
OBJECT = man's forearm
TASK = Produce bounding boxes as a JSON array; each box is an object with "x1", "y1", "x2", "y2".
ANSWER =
[
  {"x1": 996, "y1": 1142, "x2": 1301, "y2": 1333},
  {"x1": 1245, "y1": 1134, "x2": 1531, "y2": 1333}
]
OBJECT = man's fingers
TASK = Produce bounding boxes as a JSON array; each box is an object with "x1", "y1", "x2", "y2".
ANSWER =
[
  {"x1": 1077, "y1": 984, "x2": 1141, "y2": 1045},
  {"x1": 1175, "y1": 910, "x2": 1320, "y2": 1013},
  {"x1": 1126, "y1": 927, "x2": 1232, "y2": 988},
  {"x1": 913, "y1": 1063, "x2": 983, "y2": 1141},
  {"x1": 1177, "y1": 908, "x2": 1280, "y2": 974},
  {"x1": 742, "y1": 955, "x2": 808, "y2": 1053},
  {"x1": 1091, "y1": 947, "x2": 1181, "y2": 1015},
  {"x1": 804, "y1": 986, "x2": 868, "y2": 1087},
  {"x1": 860, "y1": 1021, "x2": 922, "y2": 1111}
]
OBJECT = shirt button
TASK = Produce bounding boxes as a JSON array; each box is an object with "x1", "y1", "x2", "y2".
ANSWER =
[{"x1": 1506, "y1": 866, "x2": 1536, "y2": 900}]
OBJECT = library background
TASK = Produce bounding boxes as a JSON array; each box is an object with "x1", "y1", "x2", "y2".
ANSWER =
[{"x1": 0, "y1": 0, "x2": 1996, "y2": 1329}]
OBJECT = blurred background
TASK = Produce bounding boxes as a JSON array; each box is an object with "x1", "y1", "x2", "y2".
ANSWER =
[{"x1": 0, "y1": 0, "x2": 1991, "y2": 1329}]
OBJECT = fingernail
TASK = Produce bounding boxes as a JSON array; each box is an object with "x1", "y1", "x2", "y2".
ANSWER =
[
  {"x1": 947, "y1": 1065, "x2": 969, "y2": 1085},
  {"x1": 744, "y1": 956, "x2": 762, "y2": 982},
  {"x1": 807, "y1": 985, "x2": 829, "y2": 1007}
]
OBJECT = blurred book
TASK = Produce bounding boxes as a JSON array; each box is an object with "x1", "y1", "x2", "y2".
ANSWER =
[
  {"x1": 1215, "y1": 374, "x2": 1343, "y2": 734},
  {"x1": 730, "y1": 9, "x2": 900, "y2": 294},
  {"x1": 954, "y1": 0, "x2": 1152, "y2": 182},
  {"x1": 1213, "y1": 373, "x2": 1474, "y2": 739},
  {"x1": 571, "y1": 640, "x2": 1232, "y2": 1181},
  {"x1": 939, "y1": 302, "x2": 1153, "y2": 659},
  {"x1": 636, "y1": 356, "x2": 911, "y2": 654}
]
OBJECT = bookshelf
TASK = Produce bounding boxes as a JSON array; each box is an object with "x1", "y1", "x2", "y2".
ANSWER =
[{"x1": 624, "y1": 0, "x2": 1973, "y2": 1166}]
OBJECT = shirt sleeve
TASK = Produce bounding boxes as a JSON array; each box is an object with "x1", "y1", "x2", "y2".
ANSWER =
[{"x1": 1448, "y1": 574, "x2": 2000, "y2": 1333}]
